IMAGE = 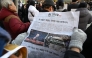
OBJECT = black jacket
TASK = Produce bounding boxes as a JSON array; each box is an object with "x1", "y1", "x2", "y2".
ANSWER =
[
  {"x1": 81, "y1": 24, "x2": 92, "y2": 58},
  {"x1": 65, "y1": 50, "x2": 85, "y2": 58},
  {"x1": 67, "y1": 3, "x2": 79, "y2": 11},
  {"x1": 40, "y1": 9, "x2": 49, "y2": 12}
]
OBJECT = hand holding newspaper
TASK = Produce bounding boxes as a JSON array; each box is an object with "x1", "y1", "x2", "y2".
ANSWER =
[{"x1": 21, "y1": 12, "x2": 80, "y2": 58}]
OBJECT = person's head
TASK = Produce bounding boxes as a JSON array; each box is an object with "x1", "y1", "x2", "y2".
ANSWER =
[
  {"x1": 78, "y1": 2, "x2": 87, "y2": 8},
  {"x1": 72, "y1": 0, "x2": 78, "y2": 2},
  {"x1": 1, "y1": 0, "x2": 17, "y2": 12},
  {"x1": 56, "y1": 1, "x2": 64, "y2": 9},
  {"x1": 42, "y1": 0, "x2": 56, "y2": 12},
  {"x1": 29, "y1": 0, "x2": 36, "y2": 6}
]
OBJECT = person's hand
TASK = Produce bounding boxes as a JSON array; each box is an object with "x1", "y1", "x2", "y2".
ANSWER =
[{"x1": 69, "y1": 28, "x2": 87, "y2": 51}]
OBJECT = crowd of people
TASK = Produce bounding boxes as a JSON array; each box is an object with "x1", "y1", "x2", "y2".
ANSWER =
[{"x1": 0, "y1": 0, "x2": 92, "y2": 58}]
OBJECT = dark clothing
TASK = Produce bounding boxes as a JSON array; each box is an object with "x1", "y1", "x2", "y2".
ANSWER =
[
  {"x1": 36, "y1": 5, "x2": 43, "y2": 12},
  {"x1": 40, "y1": 9, "x2": 49, "y2": 12},
  {"x1": 89, "y1": 2, "x2": 92, "y2": 10},
  {"x1": 58, "y1": 0, "x2": 63, "y2": 1},
  {"x1": 0, "y1": 38, "x2": 6, "y2": 56},
  {"x1": 23, "y1": 4, "x2": 30, "y2": 23},
  {"x1": 0, "y1": 0, "x2": 1, "y2": 10},
  {"x1": 67, "y1": 3, "x2": 79, "y2": 11},
  {"x1": 18, "y1": 5, "x2": 23, "y2": 21},
  {"x1": 64, "y1": 50, "x2": 85, "y2": 58},
  {"x1": 21, "y1": 4, "x2": 28, "y2": 22},
  {"x1": 81, "y1": 24, "x2": 92, "y2": 58},
  {"x1": 76, "y1": 8, "x2": 92, "y2": 31}
]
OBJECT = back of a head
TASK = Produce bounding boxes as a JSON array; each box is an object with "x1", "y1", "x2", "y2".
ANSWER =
[
  {"x1": 42, "y1": 0, "x2": 56, "y2": 10},
  {"x1": 78, "y1": 2, "x2": 87, "y2": 8},
  {"x1": 26, "y1": 0, "x2": 35, "y2": 11},
  {"x1": 58, "y1": 0, "x2": 64, "y2": 2},
  {"x1": 29, "y1": 0, "x2": 35, "y2": 6},
  {"x1": 72, "y1": 0, "x2": 77, "y2": 2},
  {"x1": 1, "y1": 0, "x2": 12, "y2": 8},
  {"x1": 56, "y1": 1, "x2": 64, "y2": 9}
]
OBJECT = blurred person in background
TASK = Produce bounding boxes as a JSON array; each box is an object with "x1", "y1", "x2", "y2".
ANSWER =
[
  {"x1": 18, "y1": 0, "x2": 24, "y2": 22},
  {"x1": 0, "y1": 0, "x2": 30, "y2": 40},
  {"x1": 89, "y1": 1, "x2": 92, "y2": 10},
  {"x1": 76, "y1": 2, "x2": 92, "y2": 31},
  {"x1": 28, "y1": 0, "x2": 39, "y2": 22},
  {"x1": 67, "y1": 0, "x2": 79, "y2": 11},
  {"x1": 36, "y1": 1, "x2": 43, "y2": 12},
  {"x1": 81, "y1": 17, "x2": 92, "y2": 58},
  {"x1": 56, "y1": 1, "x2": 67, "y2": 12},
  {"x1": 41, "y1": 0, "x2": 56, "y2": 12}
]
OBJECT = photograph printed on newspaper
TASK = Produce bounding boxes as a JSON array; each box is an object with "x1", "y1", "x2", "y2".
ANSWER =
[
  {"x1": 24, "y1": 29, "x2": 70, "y2": 58},
  {"x1": 21, "y1": 12, "x2": 80, "y2": 58},
  {"x1": 25, "y1": 29, "x2": 70, "y2": 51}
]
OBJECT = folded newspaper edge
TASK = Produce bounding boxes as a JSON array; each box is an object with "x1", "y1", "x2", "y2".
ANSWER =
[{"x1": 0, "y1": 45, "x2": 27, "y2": 58}]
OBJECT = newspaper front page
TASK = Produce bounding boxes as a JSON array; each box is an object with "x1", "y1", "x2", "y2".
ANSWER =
[{"x1": 21, "y1": 12, "x2": 80, "y2": 58}]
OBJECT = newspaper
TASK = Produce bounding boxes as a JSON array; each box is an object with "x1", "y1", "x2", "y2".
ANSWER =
[
  {"x1": 1, "y1": 44, "x2": 27, "y2": 58},
  {"x1": 21, "y1": 12, "x2": 80, "y2": 58}
]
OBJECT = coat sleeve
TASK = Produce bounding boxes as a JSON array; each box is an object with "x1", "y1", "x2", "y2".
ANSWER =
[
  {"x1": 9, "y1": 18, "x2": 30, "y2": 34},
  {"x1": 64, "y1": 50, "x2": 85, "y2": 58},
  {"x1": 81, "y1": 23, "x2": 92, "y2": 58},
  {"x1": 88, "y1": 14, "x2": 92, "y2": 24},
  {"x1": 28, "y1": 6, "x2": 39, "y2": 22}
]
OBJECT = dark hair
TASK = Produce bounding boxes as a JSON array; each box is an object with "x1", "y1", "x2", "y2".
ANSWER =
[
  {"x1": 72, "y1": 0, "x2": 78, "y2": 2},
  {"x1": 56, "y1": 1, "x2": 64, "y2": 9},
  {"x1": 42, "y1": 4, "x2": 52, "y2": 8},
  {"x1": 29, "y1": 0, "x2": 35, "y2": 6},
  {"x1": 42, "y1": 0, "x2": 56, "y2": 11},
  {"x1": 78, "y1": 2, "x2": 87, "y2": 8},
  {"x1": 42, "y1": 4, "x2": 56, "y2": 11},
  {"x1": 26, "y1": 0, "x2": 35, "y2": 10}
]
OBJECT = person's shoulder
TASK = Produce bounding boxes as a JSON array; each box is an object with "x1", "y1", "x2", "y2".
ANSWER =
[{"x1": 7, "y1": 15, "x2": 21, "y2": 22}]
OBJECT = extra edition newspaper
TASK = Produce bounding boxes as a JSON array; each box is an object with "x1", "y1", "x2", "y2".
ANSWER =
[{"x1": 21, "y1": 12, "x2": 80, "y2": 58}]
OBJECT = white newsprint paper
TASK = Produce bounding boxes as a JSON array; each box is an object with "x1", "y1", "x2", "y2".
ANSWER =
[{"x1": 21, "y1": 12, "x2": 80, "y2": 58}]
